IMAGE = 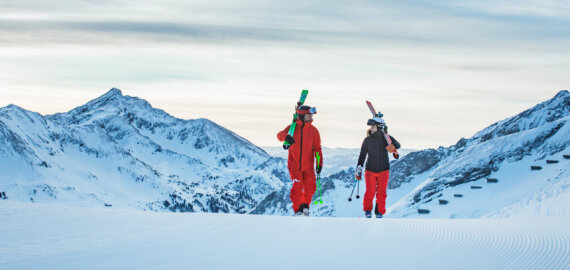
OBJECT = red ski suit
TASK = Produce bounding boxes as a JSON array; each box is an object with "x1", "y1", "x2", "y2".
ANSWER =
[
  {"x1": 277, "y1": 119, "x2": 323, "y2": 213},
  {"x1": 364, "y1": 170, "x2": 390, "y2": 214}
]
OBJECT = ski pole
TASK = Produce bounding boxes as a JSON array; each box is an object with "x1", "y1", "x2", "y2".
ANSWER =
[
  {"x1": 318, "y1": 174, "x2": 322, "y2": 204},
  {"x1": 314, "y1": 173, "x2": 322, "y2": 205},
  {"x1": 314, "y1": 175, "x2": 319, "y2": 205},
  {"x1": 319, "y1": 174, "x2": 323, "y2": 204},
  {"x1": 356, "y1": 179, "x2": 360, "y2": 199},
  {"x1": 315, "y1": 153, "x2": 323, "y2": 205},
  {"x1": 348, "y1": 180, "x2": 357, "y2": 201}
]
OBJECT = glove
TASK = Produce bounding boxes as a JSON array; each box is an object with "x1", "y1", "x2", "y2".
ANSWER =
[
  {"x1": 386, "y1": 144, "x2": 396, "y2": 153},
  {"x1": 316, "y1": 165, "x2": 322, "y2": 174},
  {"x1": 355, "y1": 165, "x2": 363, "y2": 180},
  {"x1": 285, "y1": 135, "x2": 295, "y2": 145}
]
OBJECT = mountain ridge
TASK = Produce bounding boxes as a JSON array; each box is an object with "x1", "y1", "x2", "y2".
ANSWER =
[
  {"x1": 1, "y1": 89, "x2": 568, "y2": 218},
  {"x1": 0, "y1": 88, "x2": 287, "y2": 213}
]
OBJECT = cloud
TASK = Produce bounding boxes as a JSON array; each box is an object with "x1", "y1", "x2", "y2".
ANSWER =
[
  {"x1": 0, "y1": 18, "x2": 448, "y2": 49},
  {"x1": 0, "y1": 0, "x2": 569, "y2": 149},
  {"x1": 1, "y1": 0, "x2": 567, "y2": 49}
]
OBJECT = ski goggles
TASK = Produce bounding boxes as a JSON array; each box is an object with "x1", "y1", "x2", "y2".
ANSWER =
[
  {"x1": 367, "y1": 119, "x2": 386, "y2": 126},
  {"x1": 297, "y1": 107, "x2": 317, "y2": 114}
]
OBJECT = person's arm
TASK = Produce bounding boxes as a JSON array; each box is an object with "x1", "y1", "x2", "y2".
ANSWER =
[
  {"x1": 389, "y1": 135, "x2": 400, "y2": 149},
  {"x1": 355, "y1": 139, "x2": 367, "y2": 180},
  {"x1": 357, "y1": 139, "x2": 368, "y2": 167},
  {"x1": 277, "y1": 125, "x2": 291, "y2": 142}
]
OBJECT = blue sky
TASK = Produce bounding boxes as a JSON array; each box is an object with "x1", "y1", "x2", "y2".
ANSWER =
[{"x1": 1, "y1": 0, "x2": 569, "y2": 149}]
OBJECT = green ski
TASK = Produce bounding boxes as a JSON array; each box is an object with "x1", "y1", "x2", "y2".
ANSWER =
[{"x1": 283, "y1": 89, "x2": 309, "y2": 150}]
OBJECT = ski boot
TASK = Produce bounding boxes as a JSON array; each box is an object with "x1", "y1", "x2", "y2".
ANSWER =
[
  {"x1": 295, "y1": 204, "x2": 305, "y2": 216},
  {"x1": 300, "y1": 203, "x2": 310, "y2": 217},
  {"x1": 374, "y1": 204, "x2": 383, "y2": 218},
  {"x1": 364, "y1": 211, "x2": 372, "y2": 218}
]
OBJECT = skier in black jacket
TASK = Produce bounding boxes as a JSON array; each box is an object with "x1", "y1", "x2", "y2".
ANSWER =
[{"x1": 355, "y1": 117, "x2": 400, "y2": 218}]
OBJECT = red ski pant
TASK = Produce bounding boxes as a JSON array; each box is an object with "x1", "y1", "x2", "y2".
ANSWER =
[
  {"x1": 363, "y1": 170, "x2": 390, "y2": 214},
  {"x1": 289, "y1": 169, "x2": 316, "y2": 212}
]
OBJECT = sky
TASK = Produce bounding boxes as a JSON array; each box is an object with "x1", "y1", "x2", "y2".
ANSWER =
[{"x1": 0, "y1": 0, "x2": 569, "y2": 149}]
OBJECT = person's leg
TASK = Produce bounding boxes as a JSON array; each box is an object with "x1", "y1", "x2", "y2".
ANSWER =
[
  {"x1": 302, "y1": 170, "x2": 317, "y2": 206},
  {"x1": 289, "y1": 169, "x2": 303, "y2": 213},
  {"x1": 363, "y1": 170, "x2": 377, "y2": 212},
  {"x1": 375, "y1": 170, "x2": 390, "y2": 215}
]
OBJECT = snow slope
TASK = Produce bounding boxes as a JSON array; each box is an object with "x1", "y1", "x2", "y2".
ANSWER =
[
  {"x1": 388, "y1": 153, "x2": 570, "y2": 218},
  {"x1": 387, "y1": 90, "x2": 570, "y2": 218},
  {"x1": 485, "y1": 173, "x2": 570, "y2": 218},
  {"x1": 1, "y1": 202, "x2": 568, "y2": 270}
]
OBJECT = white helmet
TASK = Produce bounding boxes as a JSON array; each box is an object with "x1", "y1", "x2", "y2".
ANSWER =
[{"x1": 367, "y1": 117, "x2": 386, "y2": 127}]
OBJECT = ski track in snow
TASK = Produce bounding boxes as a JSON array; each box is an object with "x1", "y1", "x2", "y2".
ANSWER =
[{"x1": 1, "y1": 202, "x2": 569, "y2": 270}]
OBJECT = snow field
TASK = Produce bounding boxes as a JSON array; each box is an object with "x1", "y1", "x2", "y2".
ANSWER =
[{"x1": 1, "y1": 202, "x2": 568, "y2": 270}]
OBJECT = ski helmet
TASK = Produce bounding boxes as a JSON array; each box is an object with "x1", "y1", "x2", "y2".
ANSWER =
[
  {"x1": 297, "y1": 105, "x2": 317, "y2": 115},
  {"x1": 367, "y1": 117, "x2": 386, "y2": 127}
]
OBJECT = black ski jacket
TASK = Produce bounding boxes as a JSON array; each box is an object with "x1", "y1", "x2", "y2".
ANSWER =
[{"x1": 357, "y1": 131, "x2": 400, "y2": 173}]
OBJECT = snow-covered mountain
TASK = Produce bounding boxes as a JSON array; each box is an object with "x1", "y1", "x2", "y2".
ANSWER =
[
  {"x1": 0, "y1": 88, "x2": 289, "y2": 213},
  {"x1": 387, "y1": 90, "x2": 570, "y2": 218},
  {"x1": 2, "y1": 88, "x2": 568, "y2": 219}
]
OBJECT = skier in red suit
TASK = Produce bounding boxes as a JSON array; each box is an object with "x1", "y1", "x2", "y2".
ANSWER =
[{"x1": 277, "y1": 105, "x2": 323, "y2": 216}]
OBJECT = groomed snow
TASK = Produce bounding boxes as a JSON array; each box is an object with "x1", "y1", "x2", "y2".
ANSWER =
[{"x1": 1, "y1": 202, "x2": 568, "y2": 270}]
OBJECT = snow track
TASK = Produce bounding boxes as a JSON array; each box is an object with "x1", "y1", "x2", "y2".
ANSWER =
[{"x1": 1, "y1": 202, "x2": 568, "y2": 269}]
